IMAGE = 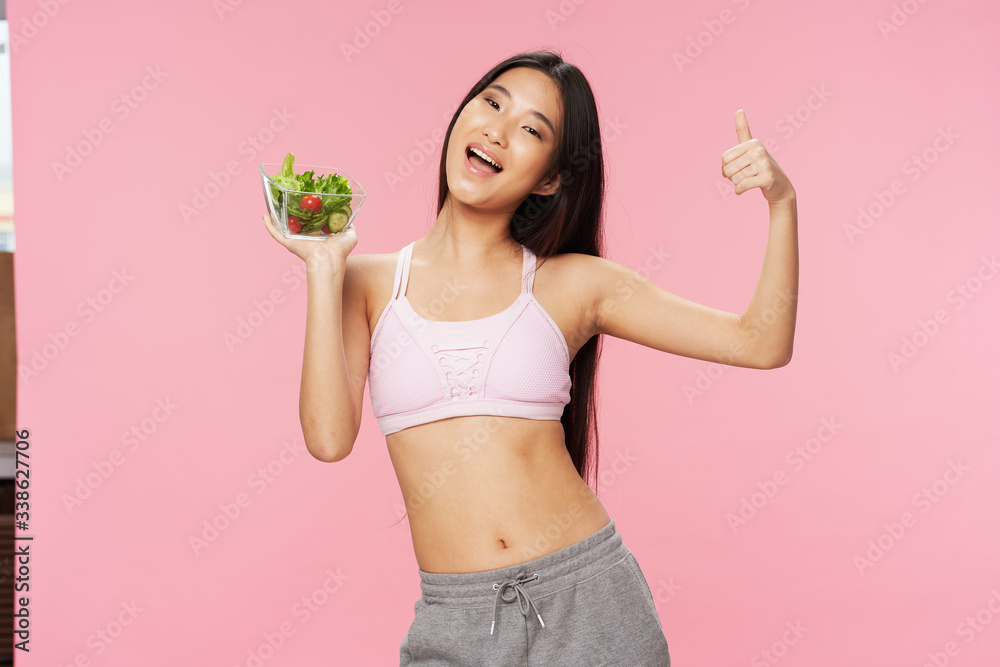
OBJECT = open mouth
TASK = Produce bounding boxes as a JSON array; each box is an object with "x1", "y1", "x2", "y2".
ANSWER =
[{"x1": 466, "y1": 146, "x2": 503, "y2": 173}]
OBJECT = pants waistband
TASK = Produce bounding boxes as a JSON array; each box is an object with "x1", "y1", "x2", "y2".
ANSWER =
[{"x1": 417, "y1": 517, "x2": 624, "y2": 604}]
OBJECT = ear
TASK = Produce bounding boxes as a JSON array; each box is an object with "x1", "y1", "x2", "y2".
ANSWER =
[{"x1": 532, "y1": 168, "x2": 561, "y2": 197}]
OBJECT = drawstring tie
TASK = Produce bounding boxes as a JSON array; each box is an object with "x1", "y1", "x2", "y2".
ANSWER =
[{"x1": 490, "y1": 572, "x2": 544, "y2": 635}]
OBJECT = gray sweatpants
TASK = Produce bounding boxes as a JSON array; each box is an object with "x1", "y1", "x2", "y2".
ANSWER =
[{"x1": 399, "y1": 518, "x2": 671, "y2": 666}]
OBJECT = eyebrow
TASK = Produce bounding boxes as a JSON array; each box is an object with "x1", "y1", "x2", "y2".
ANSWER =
[{"x1": 485, "y1": 83, "x2": 556, "y2": 136}]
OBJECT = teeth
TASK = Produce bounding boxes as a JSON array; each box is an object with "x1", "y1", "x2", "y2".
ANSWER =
[{"x1": 470, "y1": 147, "x2": 501, "y2": 170}]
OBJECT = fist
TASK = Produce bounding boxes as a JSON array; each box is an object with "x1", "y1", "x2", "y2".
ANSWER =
[{"x1": 722, "y1": 109, "x2": 795, "y2": 205}]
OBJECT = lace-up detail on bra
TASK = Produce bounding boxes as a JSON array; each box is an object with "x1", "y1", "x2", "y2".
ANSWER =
[
  {"x1": 432, "y1": 340, "x2": 490, "y2": 399},
  {"x1": 368, "y1": 241, "x2": 571, "y2": 436}
]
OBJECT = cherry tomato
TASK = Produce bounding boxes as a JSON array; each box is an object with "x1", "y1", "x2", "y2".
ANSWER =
[
  {"x1": 300, "y1": 195, "x2": 322, "y2": 214},
  {"x1": 320, "y1": 222, "x2": 331, "y2": 235},
  {"x1": 288, "y1": 216, "x2": 302, "y2": 234}
]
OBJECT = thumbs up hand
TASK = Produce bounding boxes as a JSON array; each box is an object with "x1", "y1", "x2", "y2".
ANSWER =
[{"x1": 722, "y1": 109, "x2": 795, "y2": 205}]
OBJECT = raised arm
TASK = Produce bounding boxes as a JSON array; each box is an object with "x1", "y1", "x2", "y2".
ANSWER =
[
  {"x1": 263, "y1": 215, "x2": 370, "y2": 462},
  {"x1": 298, "y1": 252, "x2": 371, "y2": 461},
  {"x1": 589, "y1": 109, "x2": 798, "y2": 370}
]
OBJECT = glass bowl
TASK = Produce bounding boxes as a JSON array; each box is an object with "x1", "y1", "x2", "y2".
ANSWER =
[{"x1": 260, "y1": 162, "x2": 366, "y2": 240}]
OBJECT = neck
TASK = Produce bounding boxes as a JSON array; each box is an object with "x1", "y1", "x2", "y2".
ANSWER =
[{"x1": 420, "y1": 196, "x2": 521, "y2": 264}]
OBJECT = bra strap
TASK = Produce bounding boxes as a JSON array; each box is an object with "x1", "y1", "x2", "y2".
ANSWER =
[
  {"x1": 396, "y1": 241, "x2": 414, "y2": 300},
  {"x1": 391, "y1": 242, "x2": 410, "y2": 300},
  {"x1": 521, "y1": 245, "x2": 537, "y2": 294}
]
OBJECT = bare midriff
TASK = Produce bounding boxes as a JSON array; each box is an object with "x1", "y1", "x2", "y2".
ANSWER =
[
  {"x1": 385, "y1": 415, "x2": 610, "y2": 574},
  {"x1": 371, "y1": 247, "x2": 608, "y2": 573}
]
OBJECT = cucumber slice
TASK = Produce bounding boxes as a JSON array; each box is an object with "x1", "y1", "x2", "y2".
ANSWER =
[{"x1": 326, "y1": 210, "x2": 350, "y2": 233}]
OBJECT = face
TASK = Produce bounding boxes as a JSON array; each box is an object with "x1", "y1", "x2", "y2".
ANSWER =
[{"x1": 444, "y1": 67, "x2": 563, "y2": 213}]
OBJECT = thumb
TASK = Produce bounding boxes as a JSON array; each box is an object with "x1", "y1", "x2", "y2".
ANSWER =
[{"x1": 735, "y1": 109, "x2": 752, "y2": 143}]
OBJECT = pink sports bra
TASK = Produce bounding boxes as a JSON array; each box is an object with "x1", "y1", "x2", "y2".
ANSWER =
[{"x1": 368, "y1": 241, "x2": 572, "y2": 436}]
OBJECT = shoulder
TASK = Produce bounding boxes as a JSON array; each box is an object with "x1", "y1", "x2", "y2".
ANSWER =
[
  {"x1": 345, "y1": 250, "x2": 393, "y2": 279},
  {"x1": 540, "y1": 251, "x2": 620, "y2": 300},
  {"x1": 541, "y1": 250, "x2": 615, "y2": 272},
  {"x1": 345, "y1": 247, "x2": 405, "y2": 284},
  {"x1": 542, "y1": 250, "x2": 652, "y2": 325},
  {"x1": 551, "y1": 250, "x2": 658, "y2": 290},
  {"x1": 344, "y1": 249, "x2": 403, "y2": 328},
  {"x1": 534, "y1": 251, "x2": 619, "y2": 342},
  {"x1": 543, "y1": 250, "x2": 603, "y2": 275}
]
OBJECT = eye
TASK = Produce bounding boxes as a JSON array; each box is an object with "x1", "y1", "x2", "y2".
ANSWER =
[
  {"x1": 485, "y1": 97, "x2": 499, "y2": 110},
  {"x1": 525, "y1": 127, "x2": 541, "y2": 138}
]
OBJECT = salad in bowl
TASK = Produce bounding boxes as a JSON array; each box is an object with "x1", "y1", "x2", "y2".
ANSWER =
[{"x1": 260, "y1": 153, "x2": 366, "y2": 240}]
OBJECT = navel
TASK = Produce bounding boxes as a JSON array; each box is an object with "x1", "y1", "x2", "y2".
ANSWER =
[{"x1": 499, "y1": 539, "x2": 508, "y2": 549}]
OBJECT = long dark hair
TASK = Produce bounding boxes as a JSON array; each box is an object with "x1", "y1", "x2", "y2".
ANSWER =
[{"x1": 437, "y1": 50, "x2": 606, "y2": 490}]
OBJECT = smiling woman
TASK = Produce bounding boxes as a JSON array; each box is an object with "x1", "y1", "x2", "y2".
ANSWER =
[
  {"x1": 441, "y1": 66, "x2": 565, "y2": 221},
  {"x1": 388, "y1": 52, "x2": 672, "y2": 666},
  {"x1": 263, "y1": 46, "x2": 798, "y2": 667}
]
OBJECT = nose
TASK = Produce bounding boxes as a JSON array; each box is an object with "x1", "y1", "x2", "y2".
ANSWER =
[{"x1": 483, "y1": 123, "x2": 507, "y2": 147}]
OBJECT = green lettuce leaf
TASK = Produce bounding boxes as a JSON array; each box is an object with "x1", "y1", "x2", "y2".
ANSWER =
[{"x1": 271, "y1": 152, "x2": 354, "y2": 232}]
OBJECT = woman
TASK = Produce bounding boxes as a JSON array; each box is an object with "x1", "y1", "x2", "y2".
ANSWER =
[{"x1": 264, "y1": 50, "x2": 796, "y2": 666}]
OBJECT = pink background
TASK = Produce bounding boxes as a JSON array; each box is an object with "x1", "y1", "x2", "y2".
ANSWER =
[{"x1": 9, "y1": 0, "x2": 999, "y2": 665}]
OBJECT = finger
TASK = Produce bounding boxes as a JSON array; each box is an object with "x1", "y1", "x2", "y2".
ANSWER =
[
  {"x1": 729, "y1": 158, "x2": 759, "y2": 188},
  {"x1": 734, "y1": 174, "x2": 762, "y2": 195},
  {"x1": 722, "y1": 153, "x2": 755, "y2": 179},
  {"x1": 263, "y1": 214, "x2": 287, "y2": 244},
  {"x1": 735, "y1": 109, "x2": 752, "y2": 143},
  {"x1": 721, "y1": 141, "x2": 752, "y2": 164}
]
